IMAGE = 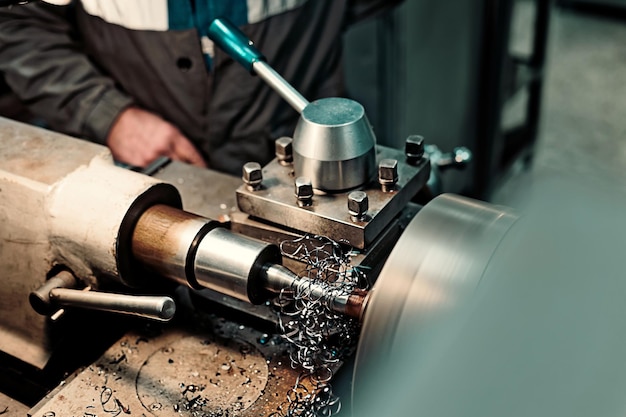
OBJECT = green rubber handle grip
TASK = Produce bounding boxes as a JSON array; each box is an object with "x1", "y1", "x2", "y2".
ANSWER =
[{"x1": 208, "y1": 18, "x2": 265, "y2": 73}]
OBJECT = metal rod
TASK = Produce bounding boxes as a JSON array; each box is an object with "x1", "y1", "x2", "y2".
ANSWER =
[
  {"x1": 49, "y1": 288, "x2": 176, "y2": 322},
  {"x1": 253, "y1": 61, "x2": 309, "y2": 113},
  {"x1": 261, "y1": 263, "x2": 366, "y2": 320}
]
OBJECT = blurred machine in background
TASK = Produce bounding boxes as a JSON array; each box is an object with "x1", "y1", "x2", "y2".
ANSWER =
[
  {"x1": 344, "y1": 0, "x2": 550, "y2": 198},
  {"x1": 559, "y1": 0, "x2": 626, "y2": 13}
]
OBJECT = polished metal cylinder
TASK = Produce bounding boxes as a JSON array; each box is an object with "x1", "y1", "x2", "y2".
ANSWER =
[
  {"x1": 353, "y1": 194, "x2": 519, "y2": 412},
  {"x1": 131, "y1": 204, "x2": 215, "y2": 286},
  {"x1": 193, "y1": 228, "x2": 281, "y2": 304},
  {"x1": 253, "y1": 61, "x2": 309, "y2": 113},
  {"x1": 261, "y1": 263, "x2": 297, "y2": 291},
  {"x1": 293, "y1": 97, "x2": 377, "y2": 191},
  {"x1": 49, "y1": 288, "x2": 176, "y2": 321},
  {"x1": 353, "y1": 186, "x2": 626, "y2": 417},
  {"x1": 262, "y1": 264, "x2": 365, "y2": 319}
]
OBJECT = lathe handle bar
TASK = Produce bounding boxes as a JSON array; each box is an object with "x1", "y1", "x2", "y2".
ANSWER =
[
  {"x1": 208, "y1": 17, "x2": 309, "y2": 113},
  {"x1": 49, "y1": 288, "x2": 176, "y2": 322}
]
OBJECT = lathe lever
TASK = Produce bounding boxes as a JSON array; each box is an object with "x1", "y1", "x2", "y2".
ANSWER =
[
  {"x1": 30, "y1": 270, "x2": 176, "y2": 322},
  {"x1": 48, "y1": 288, "x2": 176, "y2": 322},
  {"x1": 208, "y1": 17, "x2": 309, "y2": 113},
  {"x1": 208, "y1": 17, "x2": 377, "y2": 191}
]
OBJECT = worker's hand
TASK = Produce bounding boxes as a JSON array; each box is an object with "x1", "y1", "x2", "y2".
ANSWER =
[{"x1": 106, "y1": 107, "x2": 207, "y2": 168}]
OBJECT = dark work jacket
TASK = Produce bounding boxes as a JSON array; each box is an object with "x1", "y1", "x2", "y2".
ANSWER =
[{"x1": 0, "y1": 0, "x2": 398, "y2": 175}]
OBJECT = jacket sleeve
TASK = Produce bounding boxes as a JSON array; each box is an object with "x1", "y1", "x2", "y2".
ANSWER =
[
  {"x1": 345, "y1": 0, "x2": 404, "y2": 26},
  {"x1": 0, "y1": 2, "x2": 134, "y2": 144}
]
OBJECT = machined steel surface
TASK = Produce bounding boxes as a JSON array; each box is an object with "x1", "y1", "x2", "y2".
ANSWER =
[
  {"x1": 216, "y1": 203, "x2": 419, "y2": 325},
  {"x1": 352, "y1": 194, "x2": 518, "y2": 413},
  {"x1": 352, "y1": 185, "x2": 626, "y2": 417},
  {"x1": 194, "y1": 228, "x2": 281, "y2": 304},
  {"x1": 261, "y1": 263, "x2": 364, "y2": 319},
  {"x1": 236, "y1": 146, "x2": 430, "y2": 249},
  {"x1": 354, "y1": 194, "x2": 519, "y2": 396},
  {"x1": 293, "y1": 97, "x2": 377, "y2": 191},
  {"x1": 131, "y1": 203, "x2": 303, "y2": 307}
]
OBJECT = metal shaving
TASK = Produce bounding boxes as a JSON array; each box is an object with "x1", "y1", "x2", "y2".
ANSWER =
[{"x1": 271, "y1": 235, "x2": 366, "y2": 417}]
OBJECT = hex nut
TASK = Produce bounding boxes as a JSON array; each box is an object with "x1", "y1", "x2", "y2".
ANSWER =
[
  {"x1": 294, "y1": 177, "x2": 313, "y2": 207},
  {"x1": 242, "y1": 162, "x2": 263, "y2": 190},
  {"x1": 378, "y1": 158, "x2": 398, "y2": 192},
  {"x1": 275, "y1": 136, "x2": 293, "y2": 165},
  {"x1": 348, "y1": 190, "x2": 369, "y2": 221},
  {"x1": 405, "y1": 135, "x2": 425, "y2": 164}
]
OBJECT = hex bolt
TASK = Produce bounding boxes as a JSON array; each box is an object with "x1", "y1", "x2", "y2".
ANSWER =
[
  {"x1": 294, "y1": 177, "x2": 313, "y2": 207},
  {"x1": 405, "y1": 135, "x2": 425, "y2": 165},
  {"x1": 242, "y1": 162, "x2": 263, "y2": 191},
  {"x1": 275, "y1": 136, "x2": 293, "y2": 165},
  {"x1": 378, "y1": 158, "x2": 399, "y2": 192},
  {"x1": 348, "y1": 191, "x2": 369, "y2": 222}
]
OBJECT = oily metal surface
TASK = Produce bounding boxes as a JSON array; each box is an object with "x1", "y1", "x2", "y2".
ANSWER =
[
  {"x1": 30, "y1": 313, "x2": 301, "y2": 417},
  {"x1": 236, "y1": 145, "x2": 430, "y2": 249},
  {"x1": 353, "y1": 194, "x2": 518, "y2": 406}
]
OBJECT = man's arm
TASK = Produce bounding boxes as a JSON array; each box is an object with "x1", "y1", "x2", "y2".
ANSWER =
[
  {"x1": 0, "y1": 2, "x2": 206, "y2": 168},
  {"x1": 0, "y1": 2, "x2": 133, "y2": 143}
]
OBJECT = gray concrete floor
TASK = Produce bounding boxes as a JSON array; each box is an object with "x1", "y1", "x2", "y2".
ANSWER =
[{"x1": 492, "y1": 3, "x2": 626, "y2": 206}]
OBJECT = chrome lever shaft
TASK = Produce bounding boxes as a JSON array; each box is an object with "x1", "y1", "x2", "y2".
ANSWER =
[{"x1": 48, "y1": 288, "x2": 176, "y2": 322}]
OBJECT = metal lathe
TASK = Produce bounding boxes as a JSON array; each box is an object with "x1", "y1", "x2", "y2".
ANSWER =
[{"x1": 3, "y1": 16, "x2": 626, "y2": 417}]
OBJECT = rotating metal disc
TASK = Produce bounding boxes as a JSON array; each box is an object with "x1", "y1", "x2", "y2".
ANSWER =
[
  {"x1": 352, "y1": 194, "x2": 518, "y2": 413},
  {"x1": 352, "y1": 184, "x2": 626, "y2": 417}
]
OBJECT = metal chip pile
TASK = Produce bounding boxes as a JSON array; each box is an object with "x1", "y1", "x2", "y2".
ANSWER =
[{"x1": 272, "y1": 235, "x2": 367, "y2": 417}]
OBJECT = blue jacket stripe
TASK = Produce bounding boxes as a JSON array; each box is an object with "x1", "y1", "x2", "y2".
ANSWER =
[{"x1": 167, "y1": 0, "x2": 194, "y2": 30}]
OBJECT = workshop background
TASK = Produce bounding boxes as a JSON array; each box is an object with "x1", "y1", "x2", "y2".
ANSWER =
[{"x1": 344, "y1": 0, "x2": 626, "y2": 203}]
